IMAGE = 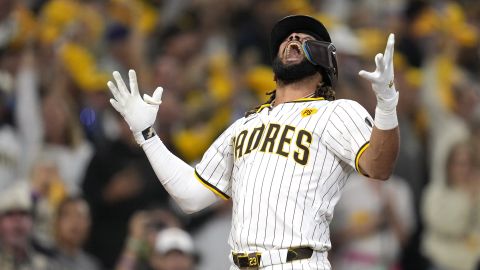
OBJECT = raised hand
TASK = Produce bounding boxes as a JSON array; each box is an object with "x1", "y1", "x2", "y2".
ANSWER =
[
  {"x1": 107, "y1": 69, "x2": 163, "y2": 135},
  {"x1": 358, "y1": 33, "x2": 398, "y2": 107},
  {"x1": 358, "y1": 33, "x2": 399, "y2": 130}
]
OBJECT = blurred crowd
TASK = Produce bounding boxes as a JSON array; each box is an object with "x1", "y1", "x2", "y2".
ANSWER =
[{"x1": 0, "y1": 0, "x2": 480, "y2": 269}]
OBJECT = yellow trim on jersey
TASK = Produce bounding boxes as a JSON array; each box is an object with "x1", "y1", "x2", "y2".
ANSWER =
[
  {"x1": 256, "y1": 103, "x2": 272, "y2": 113},
  {"x1": 194, "y1": 170, "x2": 230, "y2": 200},
  {"x1": 355, "y1": 142, "x2": 370, "y2": 176},
  {"x1": 255, "y1": 97, "x2": 325, "y2": 114},
  {"x1": 287, "y1": 97, "x2": 325, "y2": 103}
]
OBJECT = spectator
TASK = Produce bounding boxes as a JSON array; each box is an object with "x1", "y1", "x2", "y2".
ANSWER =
[
  {"x1": 193, "y1": 201, "x2": 232, "y2": 270},
  {"x1": 150, "y1": 228, "x2": 196, "y2": 270},
  {"x1": 29, "y1": 158, "x2": 67, "y2": 249},
  {"x1": 330, "y1": 175, "x2": 415, "y2": 270},
  {"x1": 0, "y1": 74, "x2": 19, "y2": 190},
  {"x1": 422, "y1": 141, "x2": 480, "y2": 270},
  {"x1": 0, "y1": 182, "x2": 56, "y2": 270},
  {"x1": 115, "y1": 211, "x2": 150, "y2": 270},
  {"x1": 116, "y1": 209, "x2": 183, "y2": 270},
  {"x1": 53, "y1": 196, "x2": 101, "y2": 270},
  {"x1": 3, "y1": 45, "x2": 94, "y2": 196},
  {"x1": 422, "y1": 47, "x2": 480, "y2": 185},
  {"x1": 40, "y1": 91, "x2": 94, "y2": 196},
  {"x1": 82, "y1": 114, "x2": 169, "y2": 268},
  {"x1": 0, "y1": 48, "x2": 41, "y2": 190}
]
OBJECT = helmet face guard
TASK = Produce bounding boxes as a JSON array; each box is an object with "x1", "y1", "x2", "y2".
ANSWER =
[{"x1": 302, "y1": 40, "x2": 338, "y2": 87}]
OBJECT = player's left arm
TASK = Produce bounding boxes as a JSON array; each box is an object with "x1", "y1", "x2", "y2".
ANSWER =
[
  {"x1": 358, "y1": 33, "x2": 400, "y2": 180},
  {"x1": 107, "y1": 70, "x2": 219, "y2": 214}
]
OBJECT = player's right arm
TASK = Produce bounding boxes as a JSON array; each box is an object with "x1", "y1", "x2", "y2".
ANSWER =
[
  {"x1": 358, "y1": 33, "x2": 400, "y2": 180},
  {"x1": 107, "y1": 70, "x2": 225, "y2": 214}
]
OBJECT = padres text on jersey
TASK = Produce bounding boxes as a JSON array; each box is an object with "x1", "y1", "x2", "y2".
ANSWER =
[{"x1": 232, "y1": 123, "x2": 312, "y2": 165}]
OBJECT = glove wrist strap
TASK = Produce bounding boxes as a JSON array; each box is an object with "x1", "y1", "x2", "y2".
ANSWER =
[
  {"x1": 134, "y1": 126, "x2": 156, "y2": 146},
  {"x1": 374, "y1": 91, "x2": 399, "y2": 130}
]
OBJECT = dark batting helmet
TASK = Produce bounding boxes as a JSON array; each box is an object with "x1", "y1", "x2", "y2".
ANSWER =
[{"x1": 270, "y1": 15, "x2": 338, "y2": 87}]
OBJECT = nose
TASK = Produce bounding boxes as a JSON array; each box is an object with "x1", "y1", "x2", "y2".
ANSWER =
[{"x1": 288, "y1": 33, "x2": 301, "y2": 41}]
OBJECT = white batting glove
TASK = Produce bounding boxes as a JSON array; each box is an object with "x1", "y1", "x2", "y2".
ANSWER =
[
  {"x1": 107, "y1": 69, "x2": 163, "y2": 145},
  {"x1": 359, "y1": 33, "x2": 399, "y2": 130}
]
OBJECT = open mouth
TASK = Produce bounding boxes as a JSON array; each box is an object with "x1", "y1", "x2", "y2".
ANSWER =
[{"x1": 284, "y1": 41, "x2": 303, "y2": 60}]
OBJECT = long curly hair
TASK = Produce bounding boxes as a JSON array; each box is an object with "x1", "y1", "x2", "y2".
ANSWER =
[{"x1": 245, "y1": 83, "x2": 335, "y2": 117}]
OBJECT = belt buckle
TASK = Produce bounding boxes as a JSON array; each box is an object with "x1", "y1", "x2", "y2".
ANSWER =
[{"x1": 233, "y1": 251, "x2": 261, "y2": 269}]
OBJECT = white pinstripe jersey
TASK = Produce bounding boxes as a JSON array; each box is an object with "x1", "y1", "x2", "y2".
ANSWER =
[{"x1": 194, "y1": 97, "x2": 373, "y2": 269}]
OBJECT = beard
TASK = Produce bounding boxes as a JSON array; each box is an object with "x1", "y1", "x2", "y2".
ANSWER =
[{"x1": 272, "y1": 56, "x2": 318, "y2": 85}]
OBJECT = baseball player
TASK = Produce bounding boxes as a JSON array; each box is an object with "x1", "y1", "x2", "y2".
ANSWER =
[{"x1": 107, "y1": 15, "x2": 399, "y2": 270}]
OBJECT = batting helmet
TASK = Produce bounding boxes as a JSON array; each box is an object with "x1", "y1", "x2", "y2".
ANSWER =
[{"x1": 270, "y1": 15, "x2": 338, "y2": 87}]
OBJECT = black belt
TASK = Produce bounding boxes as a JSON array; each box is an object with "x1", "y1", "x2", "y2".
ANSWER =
[{"x1": 232, "y1": 247, "x2": 313, "y2": 268}]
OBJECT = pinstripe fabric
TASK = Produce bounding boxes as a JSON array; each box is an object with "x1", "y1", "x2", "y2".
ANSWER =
[{"x1": 195, "y1": 99, "x2": 373, "y2": 269}]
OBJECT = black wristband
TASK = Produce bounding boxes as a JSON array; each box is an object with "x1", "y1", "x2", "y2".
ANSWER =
[{"x1": 141, "y1": 126, "x2": 156, "y2": 140}]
